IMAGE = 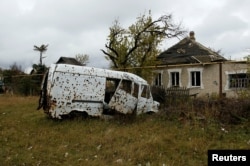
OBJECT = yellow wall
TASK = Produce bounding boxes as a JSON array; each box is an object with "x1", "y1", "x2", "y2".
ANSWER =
[{"x1": 158, "y1": 62, "x2": 249, "y2": 98}]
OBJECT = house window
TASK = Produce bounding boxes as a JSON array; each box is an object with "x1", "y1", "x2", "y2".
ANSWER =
[
  {"x1": 167, "y1": 69, "x2": 182, "y2": 87},
  {"x1": 171, "y1": 72, "x2": 179, "y2": 87},
  {"x1": 225, "y1": 70, "x2": 249, "y2": 90},
  {"x1": 187, "y1": 68, "x2": 203, "y2": 88},
  {"x1": 191, "y1": 71, "x2": 201, "y2": 86},
  {"x1": 229, "y1": 73, "x2": 250, "y2": 88},
  {"x1": 154, "y1": 73, "x2": 162, "y2": 86}
]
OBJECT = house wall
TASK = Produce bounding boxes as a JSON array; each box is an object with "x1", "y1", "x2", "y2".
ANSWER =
[
  {"x1": 222, "y1": 62, "x2": 248, "y2": 97},
  {"x1": 158, "y1": 62, "x2": 248, "y2": 98}
]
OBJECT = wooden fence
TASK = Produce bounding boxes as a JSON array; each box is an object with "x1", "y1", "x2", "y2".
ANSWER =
[
  {"x1": 151, "y1": 86, "x2": 198, "y2": 106},
  {"x1": 165, "y1": 87, "x2": 190, "y2": 97}
]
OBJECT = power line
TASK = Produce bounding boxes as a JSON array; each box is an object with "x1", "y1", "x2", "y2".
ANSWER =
[{"x1": 2, "y1": 74, "x2": 44, "y2": 78}]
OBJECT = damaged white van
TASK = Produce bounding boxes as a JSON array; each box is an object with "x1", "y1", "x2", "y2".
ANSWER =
[{"x1": 37, "y1": 63, "x2": 159, "y2": 119}]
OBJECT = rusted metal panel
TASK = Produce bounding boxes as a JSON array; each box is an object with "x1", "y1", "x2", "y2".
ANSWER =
[{"x1": 38, "y1": 63, "x2": 159, "y2": 119}]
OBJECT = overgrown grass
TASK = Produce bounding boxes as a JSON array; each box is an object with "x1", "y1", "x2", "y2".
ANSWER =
[{"x1": 0, "y1": 96, "x2": 249, "y2": 165}]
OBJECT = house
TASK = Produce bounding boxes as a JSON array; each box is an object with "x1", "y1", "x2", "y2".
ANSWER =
[
  {"x1": 56, "y1": 57, "x2": 83, "y2": 66},
  {"x1": 154, "y1": 31, "x2": 249, "y2": 98}
]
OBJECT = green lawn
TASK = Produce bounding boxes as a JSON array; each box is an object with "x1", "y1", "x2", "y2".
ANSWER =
[{"x1": 0, "y1": 96, "x2": 249, "y2": 166}]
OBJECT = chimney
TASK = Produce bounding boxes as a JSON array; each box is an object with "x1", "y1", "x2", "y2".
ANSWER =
[{"x1": 189, "y1": 31, "x2": 195, "y2": 40}]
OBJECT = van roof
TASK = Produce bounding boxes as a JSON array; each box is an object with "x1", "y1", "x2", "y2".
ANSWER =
[{"x1": 51, "y1": 64, "x2": 148, "y2": 85}]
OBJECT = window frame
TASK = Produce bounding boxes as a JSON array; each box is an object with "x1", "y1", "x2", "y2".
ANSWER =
[
  {"x1": 171, "y1": 72, "x2": 180, "y2": 87},
  {"x1": 187, "y1": 68, "x2": 204, "y2": 89},
  {"x1": 191, "y1": 71, "x2": 201, "y2": 86},
  {"x1": 225, "y1": 70, "x2": 248, "y2": 90},
  {"x1": 154, "y1": 72, "x2": 163, "y2": 86},
  {"x1": 167, "y1": 69, "x2": 182, "y2": 88}
]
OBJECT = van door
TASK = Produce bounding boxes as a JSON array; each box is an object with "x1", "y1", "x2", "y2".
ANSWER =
[
  {"x1": 136, "y1": 85, "x2": 153, "y2": 114},
  {"x1": 37, "y1": 70, "x2": 49, "y2": 110},
  {"x1": 108, "y1": 80, "x2": 137, "y2": 114}
]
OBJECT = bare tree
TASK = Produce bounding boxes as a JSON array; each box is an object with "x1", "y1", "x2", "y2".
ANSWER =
[
  {"x1": 101, "y1": 11, "x2": 186, "y2": 72},
  {"x1": 75, "y1": 54, "x2": 90, "y2": 66}
]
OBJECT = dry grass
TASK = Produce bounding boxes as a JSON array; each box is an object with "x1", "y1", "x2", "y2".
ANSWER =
[{"x1": 0, "y1": 95, "x2": 249, "y2": 165}]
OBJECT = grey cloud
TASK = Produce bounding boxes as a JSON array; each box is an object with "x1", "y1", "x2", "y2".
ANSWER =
[{"x1": 1, "y1": 0, "x2": 250, "y2": 69}]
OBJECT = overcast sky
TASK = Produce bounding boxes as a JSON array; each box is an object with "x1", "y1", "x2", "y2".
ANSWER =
[{"x1": 1, "y1": 0, "x2": 250, "y2": 71}]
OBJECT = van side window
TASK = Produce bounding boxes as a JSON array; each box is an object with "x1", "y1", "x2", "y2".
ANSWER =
[
  {"x1": 132, "y1": 83, "x2": 139, "y2": 98},
  {"x1": 120, "y1": 80, "x2": 132, "y2": 94},
  {"x1": 141, "y1": 85, "x2": 150, "y2": 99},
  {"x1": 106, "y1": 78, "x2": 120, "y2": 92},
  {"x1": 105, "y1": 78, "x2": 120, "y2": 103}
]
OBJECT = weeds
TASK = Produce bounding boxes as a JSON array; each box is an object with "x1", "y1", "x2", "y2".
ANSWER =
[{"x1": 0, "y1": 95, "x2": 249, "y2": 165}]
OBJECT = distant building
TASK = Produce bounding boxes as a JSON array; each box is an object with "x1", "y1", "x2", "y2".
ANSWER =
[{"x1": 56, "y1": 57, "x2": 83, "y2": 66}]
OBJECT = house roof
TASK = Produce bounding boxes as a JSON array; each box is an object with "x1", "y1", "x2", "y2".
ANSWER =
[
  {"x1": 157, "y1": 32, "x2": 227, "y2": 65},
  {"x1": 56, "y1": 57, "x2": 83, "y2": 66}
]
